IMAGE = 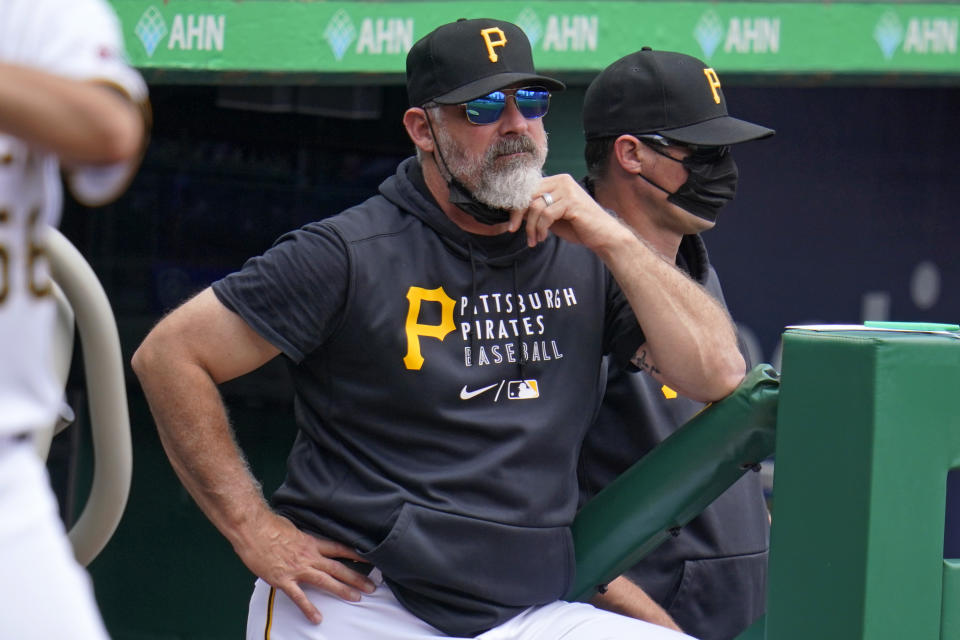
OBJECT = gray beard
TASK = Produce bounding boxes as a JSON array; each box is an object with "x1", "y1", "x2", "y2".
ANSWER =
[{"x1": 434, "y1": 127, "x2": 546, "y2": 212}]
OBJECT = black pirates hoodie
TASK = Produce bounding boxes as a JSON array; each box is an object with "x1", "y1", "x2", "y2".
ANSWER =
[{"x1": 213, "y1": 158, "x2": 644, "y2": 636}]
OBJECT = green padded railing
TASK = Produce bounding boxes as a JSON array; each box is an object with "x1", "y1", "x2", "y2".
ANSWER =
[
  {"x1": 567, "y1": 363, "x2": 780, "y2": 602},
  {"x1": 762, "y1": 327, "x2": 960, "y2": 640}
]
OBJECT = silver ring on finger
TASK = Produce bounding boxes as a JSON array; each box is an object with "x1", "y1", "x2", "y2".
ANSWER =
[{"x1": 541, "y1": 192, "x2": 554, "y2": 206}]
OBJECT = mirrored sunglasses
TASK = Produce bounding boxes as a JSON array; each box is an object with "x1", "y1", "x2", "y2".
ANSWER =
[{"x1": 461, "y1": 87, "x2": 551, "y2": 125}]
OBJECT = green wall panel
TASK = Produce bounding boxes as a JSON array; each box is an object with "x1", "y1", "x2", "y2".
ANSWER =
[
  {"x1": 107, "y1": 1, "x2": 960, "y2": 81},
  {"x1": 768, "y1": 328, "x2": 960, "y2": 640}
]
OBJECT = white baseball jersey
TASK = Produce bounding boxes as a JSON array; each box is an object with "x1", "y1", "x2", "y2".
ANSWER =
[{"x1": 0, "y1": 0, "x2": 147, "y2": 437}]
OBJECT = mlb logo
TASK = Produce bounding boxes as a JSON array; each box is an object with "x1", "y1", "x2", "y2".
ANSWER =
[{"x1": 507, "y1": 380, "x2": 539, "y2": 399}]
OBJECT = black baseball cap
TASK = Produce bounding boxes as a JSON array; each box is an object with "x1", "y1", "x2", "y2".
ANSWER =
[
  {"x1": 583, "y1": 48, "x2": 773, "y2": 145},
  {"x1": 406, "y1": 18, "x2": 564, "y2": 106}
]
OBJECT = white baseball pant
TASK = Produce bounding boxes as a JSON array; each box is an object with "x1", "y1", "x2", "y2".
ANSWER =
[
  {"x1": 247, "y1": 568, "x2": 696, "y2": 640},
  {"x1": 0, "y1": 438, "x2": 109, "y2": 639}
]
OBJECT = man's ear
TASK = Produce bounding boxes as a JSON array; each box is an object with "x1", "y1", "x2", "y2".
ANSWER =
[
  {"x1": 613, "y1": 134, "x2": 644, "y2": 175},
  {"x1": 403, "y1": 107, "x2": 435, "y2": 154}
]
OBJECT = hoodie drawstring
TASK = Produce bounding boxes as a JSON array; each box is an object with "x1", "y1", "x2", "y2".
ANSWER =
[
  {"x1": 467, "y1": 245, "x2": 527, "y2": 380},
  {"x1": 513, "y1": 260, "x2": 527, "y2": 380},
  {"x1": 467, "y1": 242, "x2": 479, "y2": 363}
]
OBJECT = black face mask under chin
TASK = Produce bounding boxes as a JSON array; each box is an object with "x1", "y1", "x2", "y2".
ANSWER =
[
  {"x1": 445, "y1": 174, "x2": 513, "y2": 225},
  {"x1": 640, "y1": 147, "x2": 739, "y2": 223},
  {"x1": 423, "y1": 110, "x2": 512, "y2": 226}
]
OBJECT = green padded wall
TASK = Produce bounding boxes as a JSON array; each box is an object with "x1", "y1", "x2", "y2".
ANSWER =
[{"x1": 766, "y1": 328, "x2": 960, "y2": 640}]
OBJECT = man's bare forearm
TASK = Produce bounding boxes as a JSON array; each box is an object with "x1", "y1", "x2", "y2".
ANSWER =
[
  {"x1": 595, "y1": 221, "x2": 745, "y2": 401},
  {"x1": 132, "y1": 340, "x2": 271, "y2": 551},
  {"x1": 131, "y1": 289, "x2": 377, "y2": 621},
  {"x1": 516, "y1": 175, "x2": 745, "y2": 401},
  {"x1": 0, "y1": 62, "x2": 143, "y2": 164},
  {"x1": 591, "y1": 576, "x2": 683, "y2": 633}
]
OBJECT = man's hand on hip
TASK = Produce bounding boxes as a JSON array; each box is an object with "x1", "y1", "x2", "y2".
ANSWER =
[{"x1": 234, "y1": 511, "x2": 376, "y2": 624}]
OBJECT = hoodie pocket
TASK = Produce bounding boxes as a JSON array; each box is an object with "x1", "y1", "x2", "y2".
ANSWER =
[
  {"x1": 360, "y1": 501, "x2": 574, "y2": 606},
  {"x1": 666, "y1": 550, "x2": 768, "y2": 640}
]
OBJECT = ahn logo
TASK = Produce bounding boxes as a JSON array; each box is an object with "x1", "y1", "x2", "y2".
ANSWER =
[
  {"x1": 134, "y1": 6, "x2": 226, "y2": 57},
  {"x1": 134, "y1": 6, "x2": 167, "y2": 57},
  {"x1": 874, "y1": 11, "x2": 904, "y2": 59},
  {"x1": 514, "y1": 7, "x2": 598, "y2": 52},
  {"x1": 323, "y1": 9, "x2": 414, "y2": 61},
  {"x1": 324, "y1": 9, "x2": 357, "y2": 61},
  {"x1": 694, "y1": 10, "x2": 781, "y2": 59},
  {"x1": 874, "y1": 11, "x2": 958, "y2": 60}
]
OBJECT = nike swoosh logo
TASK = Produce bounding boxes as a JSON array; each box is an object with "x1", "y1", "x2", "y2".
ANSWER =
[{"x1": 459, "y1": 383, "x2": 498, "y2": 400}]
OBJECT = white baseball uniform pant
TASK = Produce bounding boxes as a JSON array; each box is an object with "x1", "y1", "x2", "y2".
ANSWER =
[
  {"x1": 0, "y1": 437, "x2": 110, "y2": 639},
  {"x1": 247, "y1": 568, "x2": 696, "y2": 640}
]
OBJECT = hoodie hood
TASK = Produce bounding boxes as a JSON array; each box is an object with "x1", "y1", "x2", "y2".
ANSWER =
[
  {"x1": 676, "y1": 233, "x2": 709, "y2": 283},
  {"x1": 379, "y1": 157, "x2": 539, "y2": 378},
  {"x1": 379, "y1": 157, "x2": 533, "y2": 267}
]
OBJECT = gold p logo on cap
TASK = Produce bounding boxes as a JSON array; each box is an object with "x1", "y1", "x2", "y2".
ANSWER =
[
  {"x1": 703, "y1": 68, "x2": 722, "y2": 104},
  {"x1": 480, "y1": 27, "x2": 507, "y2": 62}
]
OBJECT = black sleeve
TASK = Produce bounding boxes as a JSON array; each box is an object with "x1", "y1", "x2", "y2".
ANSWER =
[{"x1": 211, "y1": 222, "x2": 348, "y2": 363}]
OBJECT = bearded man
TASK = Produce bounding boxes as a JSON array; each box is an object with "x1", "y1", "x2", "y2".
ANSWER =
[{"x1": 132, "y1": 19, "x2": 744, "y2": 640}]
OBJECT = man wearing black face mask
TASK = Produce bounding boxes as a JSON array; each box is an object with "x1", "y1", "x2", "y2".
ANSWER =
[{"x1": 577, "y1": 48, "x2": 775, "y2": 640}]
